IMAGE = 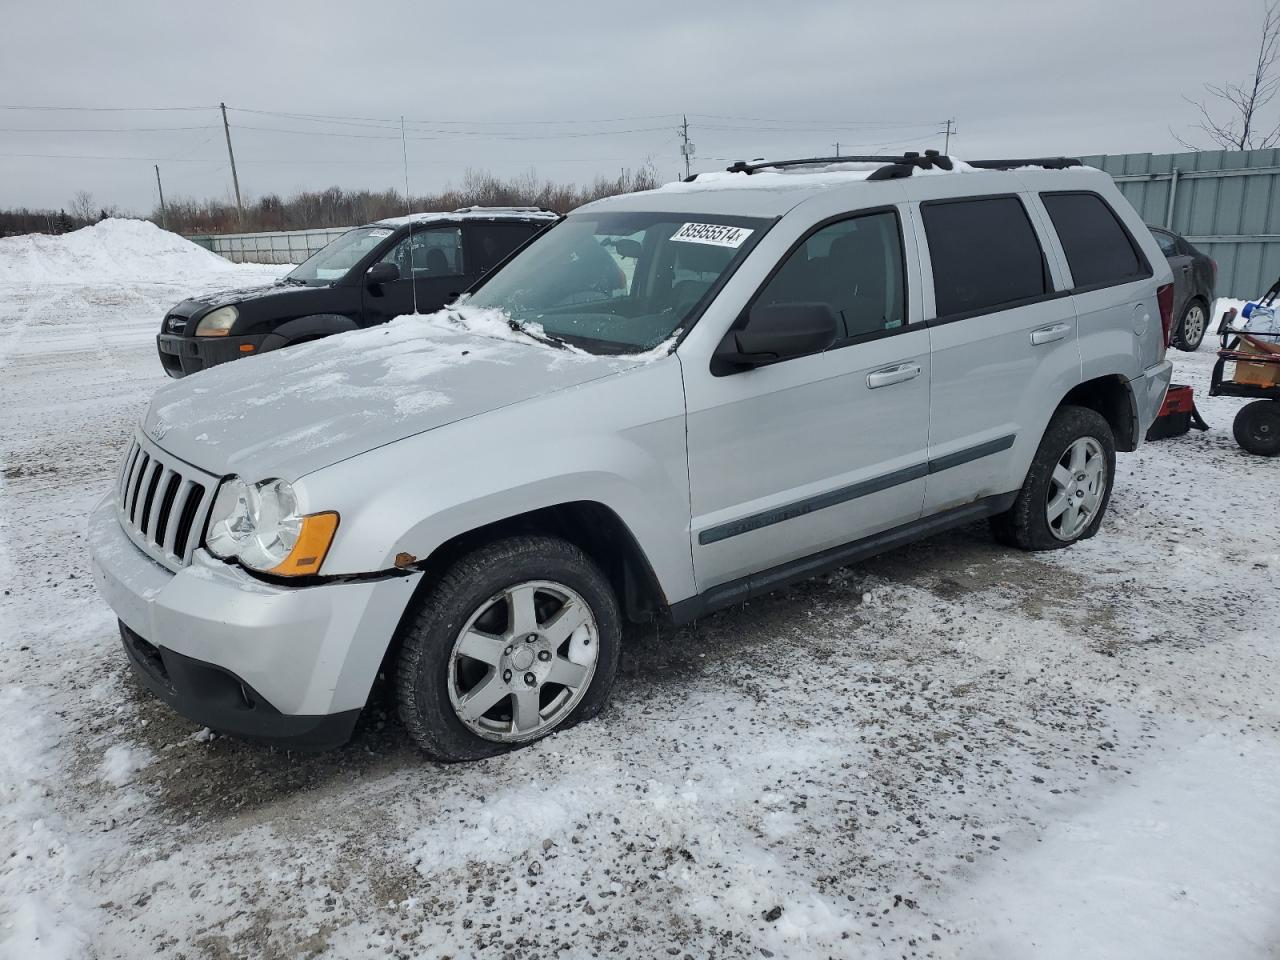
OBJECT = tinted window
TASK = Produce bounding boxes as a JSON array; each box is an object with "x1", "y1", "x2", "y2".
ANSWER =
[
  {"x1": 1151, "y1": 228, "x2": 1178, "y2": 257},
  {"x1": 756, "y1": 211, "x2": 906, "y2": 341},
  {"x1": 1042, "y1": 192, "x2": 1146, "y2": 288},
  {"x1": 921, "y1": 197, "x2": 1048, "y2": 317},
  {"x1": 469, "y1": 222, "x2": 539, "y2": 274},
  {"x1": 379, "y1": 226, "x2": 464, "y2": 278}
]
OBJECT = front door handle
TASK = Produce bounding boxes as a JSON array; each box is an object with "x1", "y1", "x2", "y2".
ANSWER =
[
  {"x1": 866, "y1": 362, "x2": 922, "y2": 389},
  {"x1": 1030, "y1": 323, "x2": 1071, "y2": 346}
]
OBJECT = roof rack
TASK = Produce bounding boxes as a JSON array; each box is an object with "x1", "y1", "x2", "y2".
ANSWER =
[
  {"x1": 714, "y1": 150, "x2": 954, "y2": 182},
  {"x1": 964, "y1": 157, "x2": 1082, "y2": 170},
  {"x1": 691, "y1": 152, "x2": 1085, "y2": 184},
  {"x1": 450, "y1": 205, "x2": 559, "y2": 215}
]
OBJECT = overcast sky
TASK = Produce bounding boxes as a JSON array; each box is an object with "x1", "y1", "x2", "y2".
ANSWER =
[{"x1": 0, "y1": 0, "x2": 1270, "y2": 213}]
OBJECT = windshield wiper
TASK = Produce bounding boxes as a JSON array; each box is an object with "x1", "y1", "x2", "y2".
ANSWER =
[
  {"x1": 507, "y1": 317, "x2": 569, "y2": 350},
  {"x1": 280, "y1": 276, "x2": 307, "y2": 286}
]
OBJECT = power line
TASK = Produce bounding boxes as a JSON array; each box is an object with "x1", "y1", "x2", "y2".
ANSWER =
[
  {"x1": 0, "y1": 103, "x2": 217, "y2": 112},
  {"x1": 0, "y1": 124, "x2": 218, "y2": 133}
]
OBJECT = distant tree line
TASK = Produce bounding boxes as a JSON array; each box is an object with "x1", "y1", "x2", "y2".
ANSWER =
[{"x1": 0, "y1": 165, "x2": 660, "y2": 238}]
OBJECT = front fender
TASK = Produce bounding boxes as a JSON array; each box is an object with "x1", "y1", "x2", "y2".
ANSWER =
[
  {"x1": 262, "y1": 313, "x2": 360, "y2": 351},
  {"x1": 296, "y1": 358, "x2": 696, "y2": 604}
]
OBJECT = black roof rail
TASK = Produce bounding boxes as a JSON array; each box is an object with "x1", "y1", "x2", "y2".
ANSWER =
[
  {"x1": 712, "y1": 149, "x2": 954, "y2": 181},
  {"x1": 965, "y1": 157, "x2": 1083, "y2": 170}
]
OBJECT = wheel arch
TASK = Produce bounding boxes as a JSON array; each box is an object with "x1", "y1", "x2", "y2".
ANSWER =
[
  {"x1": 383, "y1": 500, "x2": 669, "y2": 670},
  {"x1": 262, "y1": 313, "x2": 360, "y2": 350},
  {"x1": 1060, "y1": 374, "x2": 1139, "y2": 452}
]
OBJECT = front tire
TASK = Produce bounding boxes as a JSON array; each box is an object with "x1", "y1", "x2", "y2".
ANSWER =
[
  {"x1": 991, "y1": 405, "x2": 1117, "y2": 551},
  {"x1": 395, "y1": 535, "x2": 621, "y2": 762},
  {"x1": 1233, "y1": 400, "x2": 1280, "y2": 456},
  {"x1": 1172, "y1": 298, "x2": 1208, "y2": 351}
]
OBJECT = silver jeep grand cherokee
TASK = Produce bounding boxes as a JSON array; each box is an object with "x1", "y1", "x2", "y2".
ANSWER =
[{"x1": 89, "y1": 153, "x2": 1174, "y2": 760}]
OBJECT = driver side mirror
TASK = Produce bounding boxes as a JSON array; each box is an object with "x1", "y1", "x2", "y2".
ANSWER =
[
  {"x1": 713, "y1": 303, "x2": 838, "y2": 371},
  {"x1": 365, "y1": 261, "x2": 400, "y2": 286}
]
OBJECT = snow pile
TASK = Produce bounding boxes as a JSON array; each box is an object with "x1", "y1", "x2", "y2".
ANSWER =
[{"x1": 0, "y1": 218, "x2": 238, "y2": 284}]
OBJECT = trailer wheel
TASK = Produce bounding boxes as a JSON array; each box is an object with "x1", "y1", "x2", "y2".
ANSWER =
[{"x1": 1233, "y1": 400, "x2": 1280, "y2": 456}]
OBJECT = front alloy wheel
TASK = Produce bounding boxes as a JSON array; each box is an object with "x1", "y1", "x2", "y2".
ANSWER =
[
  {"x1": 448, "y1": 581, "x2": 599, "y2": 742},
  {"x1": 395, "y1": 535, "x2": 621, "y2": 762}
]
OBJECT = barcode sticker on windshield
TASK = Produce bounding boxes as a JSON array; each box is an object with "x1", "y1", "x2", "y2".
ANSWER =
[
  {"x1": 368, "y1": 229, "x2": 394, "y2": 239},
  {"x1": 670, "y1": 222, "x2": 753, "y2": 248}
]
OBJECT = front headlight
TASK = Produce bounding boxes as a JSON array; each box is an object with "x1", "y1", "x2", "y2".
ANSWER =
[
  {"x1": 194, "y1": 305, "x2": 238, "y2": 336},
  {"x1": 205, "y1": 476, "x2": 338, "y2": 576}
]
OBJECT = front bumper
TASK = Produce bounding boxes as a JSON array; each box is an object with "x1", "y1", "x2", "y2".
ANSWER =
[
  {"x1": 157, "y1": 333, "x2": 269, "y2": 378},
  {"x1": 88, "y1": 494, "x2": 423, "y2": 747}
]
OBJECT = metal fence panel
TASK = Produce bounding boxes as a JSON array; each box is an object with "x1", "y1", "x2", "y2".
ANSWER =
[
  {"x1": 185, "y1": 226, "x2": 351, "y2": 265},
  {"x1": 1080, "y1": 148, "x2": 1280, "y2": 298}
]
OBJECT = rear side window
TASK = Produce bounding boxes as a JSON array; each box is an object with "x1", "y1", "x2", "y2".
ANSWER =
[
  {"x1": 468, "y1": 221, "x2": 540, "y2": 275},
  {"x1": 1041, "y1": 192, "x2": 1147, "y2": 288},
  {"x1": 921, "y1": 197, "x2": 1048, "y2": 318},
  {"x1": 1151, "y1": 228, "x2": 1178, "y2": 257}
]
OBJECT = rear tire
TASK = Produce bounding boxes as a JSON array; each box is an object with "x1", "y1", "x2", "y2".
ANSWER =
[
  {"x1": 1172, "y1": 298, "x2": 1208, "y2": 351},
  {"x1": 1233, "y1": 400, "x2": 1280, "y2": 456},
  {"x1": 395, "y1": 535, "x2": 621, "y2": 762},
  {"x1": 990, "y1": 405, "x2": 1117, "y2": 551}
]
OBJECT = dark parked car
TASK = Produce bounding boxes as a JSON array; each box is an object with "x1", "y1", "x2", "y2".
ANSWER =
[
  {"x1": 1148, "y1": 226, "x2": 1216, "y2": 351},
  {"x1": 157, "y1": 207, "x2": 559, "y2": 377}
]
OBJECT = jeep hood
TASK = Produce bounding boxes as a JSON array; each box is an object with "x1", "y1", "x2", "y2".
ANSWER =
[{"x1": 144, "y1": 311, "x2": 649, "y2": 480}]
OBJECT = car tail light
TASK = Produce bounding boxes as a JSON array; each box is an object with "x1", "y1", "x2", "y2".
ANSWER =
[{"x1": 1157, "y1": 283, "x2": 1175, "y2": 346}]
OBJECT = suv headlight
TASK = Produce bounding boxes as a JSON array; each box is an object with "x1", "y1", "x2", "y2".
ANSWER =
[
  {"x1": 205, "y1": 477, "x2": 338, "y2": 576},
  {"x1": 194, "y1": 305, "x2": 238, "y2": 336}
]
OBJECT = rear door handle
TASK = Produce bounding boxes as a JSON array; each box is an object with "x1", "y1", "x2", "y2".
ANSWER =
[
  {"x1": 866, "y1": 362, "x2": 922, "y2": 389},
  {"x1": 1030, "y1": 323, "x2": 1071, "y2": 346}
]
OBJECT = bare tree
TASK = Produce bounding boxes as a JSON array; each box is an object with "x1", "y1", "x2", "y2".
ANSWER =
[
  {"x1": 68, "y1": 190, "x2": 96, "y2": 223},
  {"x1": 1177, "y1": 2, "x2": 1280, "y2": 150}
]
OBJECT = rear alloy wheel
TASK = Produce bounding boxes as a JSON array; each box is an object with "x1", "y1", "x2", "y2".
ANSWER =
[
  {"x1": 1045, "y1": 437, "x2": 1108, "y2": 541},
  {"x1": 1173, "y1": 299, "x2": 1207, "y2": 351},
  {"x1": 395, "y1": 536, "x2": 620, "y2": 762},
  {"x1": 990, "y1": 405, "x2": 1116, "y2": 551},
  {"x1": 1233, "y1": 400, "x2": 1280, "y2": 456}
]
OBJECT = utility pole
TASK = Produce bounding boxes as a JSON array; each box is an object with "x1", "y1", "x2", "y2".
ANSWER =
[
  {"x1": 154, "y1": 164, "x2": 167, "y2": 229},
  {"x1": 679, "y1": 115, "x2": 693, "y2": 179},
  {"x1": 220, "y1": 102, "x2": 244, "y2": 227},
  {"x1": 944, "y1": 118, "x2": 955, "y2": 154},
  {"x1": 833, "y1": 141, "x2": 841, "y2": 157}
]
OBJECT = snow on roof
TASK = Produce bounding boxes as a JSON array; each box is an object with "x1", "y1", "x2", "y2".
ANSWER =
[{"x1": 374, "y1": 206, "x2": 559, "y2": 227}]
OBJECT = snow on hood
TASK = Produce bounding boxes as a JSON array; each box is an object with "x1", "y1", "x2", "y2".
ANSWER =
[
  {"x1": 0, "y1": 218, "x2": 241, "y2": 284},
  {"x1": 143, "y1": 306, "x2": 650, "y2": 481}
]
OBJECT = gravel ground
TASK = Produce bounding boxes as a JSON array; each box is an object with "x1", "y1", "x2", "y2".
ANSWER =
[{"x1": 2, "y1": 278, "x2": 1278, "y2": 960}]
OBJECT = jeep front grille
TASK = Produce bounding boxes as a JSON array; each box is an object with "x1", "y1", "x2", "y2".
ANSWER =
[{"x1": 115, "y1": 434, "x2": 219, "y2": 570}]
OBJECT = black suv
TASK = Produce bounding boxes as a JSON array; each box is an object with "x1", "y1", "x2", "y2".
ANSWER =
[{"x1": 157, "y1": 207, "x2": 559, "y2": 377}]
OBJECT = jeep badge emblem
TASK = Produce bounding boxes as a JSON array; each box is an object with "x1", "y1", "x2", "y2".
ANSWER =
[{"x1": 148, "y1": 420, "x2": 170, "y2": 442}]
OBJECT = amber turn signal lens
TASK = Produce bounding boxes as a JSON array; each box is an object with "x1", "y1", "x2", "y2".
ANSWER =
[
  {"x1": 239, "y1": 343, "x2": 256, "y2": 352},
  {"x1": 269, "y1": 512, "x2": 339, "y2": 576}
]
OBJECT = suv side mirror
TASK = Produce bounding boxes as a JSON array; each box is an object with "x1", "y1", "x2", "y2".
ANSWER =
[
  {"x1": 714, "y1": 303, "x2": 838, "y2": 370},
  {"x1": 365, "y1": 261, "x2": 400, "y2": 286}
]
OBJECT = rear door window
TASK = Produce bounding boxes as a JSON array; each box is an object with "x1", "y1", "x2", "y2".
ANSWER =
[
  {"x1": 921, "y1": 197, "x2": 1049, "y2": 318},
  {"x1": 467, "y1": 222, "x2": 541, "y2": 275},
  {"x1": 1041, "y1": 192, "x2": 1147, "y2": 289}
]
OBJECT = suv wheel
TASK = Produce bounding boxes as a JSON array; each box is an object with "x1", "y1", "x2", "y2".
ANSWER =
[
  {"x1": 990, "y1": 405, "x2": 1116, "y2": 551},
  {"x1": 1233, "y1": 400, "x2": 1280, "y2": 456},
  {"x1": 1172, "y1": 299, "x2": 1208, "y2": 351},
  {"x1": 395, "y1": 535, "x2": 621, "y2": 762}
]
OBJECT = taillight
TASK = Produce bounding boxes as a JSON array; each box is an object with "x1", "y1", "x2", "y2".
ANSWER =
[{"x1": 1156, "y1": 283, "x2": 1175, "y2": 346}]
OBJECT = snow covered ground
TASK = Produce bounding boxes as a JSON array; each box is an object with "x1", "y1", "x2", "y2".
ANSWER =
[{"x1": 1, "y1": 228, "x2": 1278, "y2": 959}]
